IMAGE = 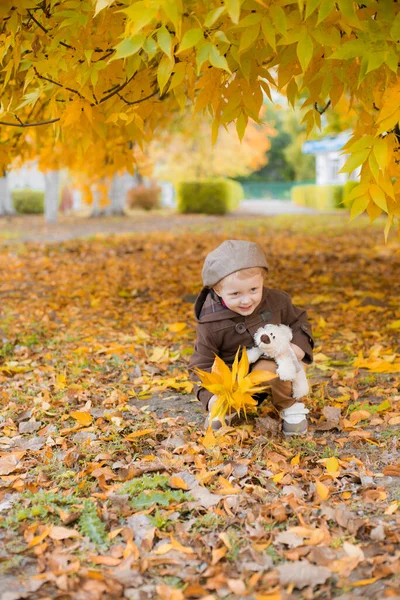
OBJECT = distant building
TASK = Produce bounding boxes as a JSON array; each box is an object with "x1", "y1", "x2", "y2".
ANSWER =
[
  {"x1": 302, "y1": 131, "x2": 359, "y2": 185},
  {"x1": 8, "y1": 161, "x2": 45, "y2": 190}
]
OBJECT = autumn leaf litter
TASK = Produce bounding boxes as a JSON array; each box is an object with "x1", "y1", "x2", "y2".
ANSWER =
[{"x1": 0, "y1": 216, "x2": 399, "y2": 600}]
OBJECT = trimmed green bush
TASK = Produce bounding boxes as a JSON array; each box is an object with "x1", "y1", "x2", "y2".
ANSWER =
[
  {"x1": 177, "y1": 178, "x2": 244, "y2": 215},
  {"x1": 12, "y1": 189, "x2": 44, "y2": 214},
  {"x1": 292, "y1": 184, "x2": 347, "y2": 210}
]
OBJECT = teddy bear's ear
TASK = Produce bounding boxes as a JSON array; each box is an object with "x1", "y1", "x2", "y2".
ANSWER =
[{"x1": 280, "y1": 325, "x2": 293, "y2": 342}]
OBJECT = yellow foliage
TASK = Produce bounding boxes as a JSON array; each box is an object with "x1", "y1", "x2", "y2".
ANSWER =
[
  {"x1": 1, "y1": 0, "x2": 400, "y2": 232},
  {"x1": 195, "y1": 348, "x2": 275, "y2": 426}
]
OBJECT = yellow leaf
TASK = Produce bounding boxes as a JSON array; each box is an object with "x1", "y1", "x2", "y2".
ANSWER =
[
  {"x1": 170, "y1": 536, "x2": 195, "y2": 554},
  {"x1": 272, "y1": 472, "x2": 285, "y2": 483},
  {"x1": 154, "y1": 543, "x2": 174, "y2": 555},
  {"x1": 177, "y1": 28, "x2": 203, "y2": 54},
  {"x1": 316, "y1": 479, "x2": 330, "y2": 500},
  {"x1": 325, "y1": 456, "x2": 339, "y2": 474},
  {"x1": 148, "y1": 346, "x2": 169, "y2": 362},
  {"x1": 168, "y1": 476, "x2": 189, "y2": 490},
  {"x1": 168, "y1": 322, "x2": 187, "y2": 333},
  {"x1": 369, "y1": 184, "x2": 388, "y2": 212},
  {"x1": 291, "y1": 453, "x2": 300, "y2": 466},
  {"x1": 212, "y1": 545, "x2": 228, "y2": 564},
  {"x1": 351, "y1": 578, "x2": 378, "y2": 587},
  {"x1": 297, "y1": 30, "x2": 313, "y2": 72},
  {"x1": 225, "y1": 0, "x2": 241, "y2": 23},
  {"x1": 27, "y1": 527, "x2": 51, "y2": 548},
  {"x1": 339, "y1": 149, "x2": 370, "y2": 174},
  {"x1": 376, "y1": 399, "x2": 391, "y2": 412},
  {"x1": 373, "y1": 138, "x2": 388, "y2": 171},
  {"x1": 56, "y1": 373, "x2": 67, "y2": 390},
  {"x1": 202, "y1": 427, "x2": 217, "y2": 448},
  {"x1": 239, "y1": 23, "x2": 260, "y2": 55},
  {"x1": 218, "y1": 476, "x2": 241, "y2": 494},
  {"x1": 196, "y1": 348, "x2": 275, "y2": 426},
  {"x1": 157, "y1": 55, "x2": 175, "y2": 95},
  {"x1": 70, "y1": 411, "x2": 92, "y2": 426},
  {"x1": 125, "y1": 429, "x2": 155, "y2": 440},
  {"x1": 350, "y1": 194, "x2": 370, "y2": 220}
]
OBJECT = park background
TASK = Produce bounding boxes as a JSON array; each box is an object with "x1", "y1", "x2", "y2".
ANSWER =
[{"x1": 0, "y1": 1, "x2": 399, "y2": 600}]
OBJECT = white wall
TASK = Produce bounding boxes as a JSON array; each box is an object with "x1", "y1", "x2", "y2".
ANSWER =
[
  {"x1": 8, "y1": 163, "x2": 45, "y2": 190},
  {"x1": 316, "y1": 152, "x2": 359, "y2": 185}
]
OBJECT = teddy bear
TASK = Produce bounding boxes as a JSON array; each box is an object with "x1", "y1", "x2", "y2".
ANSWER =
[{"x1": 246, "y1": 324, "x2": 309, "y2": 400}]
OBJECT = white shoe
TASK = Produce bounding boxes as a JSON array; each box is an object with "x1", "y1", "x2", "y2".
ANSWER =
[{"x1": 282, "y1": 402, "x2": 309, "y2": 436}]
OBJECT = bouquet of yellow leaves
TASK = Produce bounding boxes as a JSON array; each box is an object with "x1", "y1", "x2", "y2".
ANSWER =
[{"x1": 194, "y1": 347, "x2": 276, "y2": 427}]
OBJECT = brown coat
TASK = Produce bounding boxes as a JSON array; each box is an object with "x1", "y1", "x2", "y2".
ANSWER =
[{"x1": 189, "y1": 286, "x2": 314, "y2": 409}]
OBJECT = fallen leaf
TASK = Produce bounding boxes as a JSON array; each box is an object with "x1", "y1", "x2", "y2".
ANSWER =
[
  {"x1": 49, "y1": 526, "x2": 81, "y2": 540},
  {"x1": 125, "y1": 429, "x2": 155, "y2": 440},
  {"x1": 168, "y1": 475, "x2": 189, "y2": 490},
  {"x1": 383, "y1": 464, "x2": 400, "y2": 477},
  {"x1": 168, "y1": 322, "x2": 187, "y2": 332},
  {"x1": 278, "y1": 559, "x2": 331, "y2": 589},
  {"x1": 70, "y1": 411, "x2": 92, "y2": 426},
  {"x1": 316, "y1": 480, "x2": 330, "y2": 500}
]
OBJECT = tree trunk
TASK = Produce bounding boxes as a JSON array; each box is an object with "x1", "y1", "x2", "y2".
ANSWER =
[
  {"x1": 91, "y1": 174, "x2": 133, "y2": 217},
  {"x1": 108, "y1": 173, "x2": 130, "y2": 215},
  {"x1": 90, "y1": 184, "x2": 104, "y2": 217},
  {"x1": 0, "y1": 173, "x2": 15, "y2": 216},
  {"x1": 44, "y1": 170, "x2": 60, "y2": 223}
]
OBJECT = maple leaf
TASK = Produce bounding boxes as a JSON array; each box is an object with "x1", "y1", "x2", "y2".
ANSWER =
[{"x1": 195, "y1": 348, "x2": 276, "y2": 425}]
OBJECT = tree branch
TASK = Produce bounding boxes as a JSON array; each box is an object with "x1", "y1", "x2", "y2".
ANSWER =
[
  {"x1": 33, "y1": 67, "x2": 84, "y2": 98},
  {"x1": 117, "y1": 87, "x2": 159, "y2": 106},
  {"x1": 99, "y1": 73, "x2": 137, "y2": 104},
  {"x1": 0, "y1": 117, "x2": 60, "y2": 127},
  {"x1": 314, "y1": 100, "x2": 331, "y2": 114}
]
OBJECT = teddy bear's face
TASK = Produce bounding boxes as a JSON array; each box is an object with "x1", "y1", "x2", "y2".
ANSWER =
[{"x1": 254, "y1": 324, "x2": 293, "y2": 356}]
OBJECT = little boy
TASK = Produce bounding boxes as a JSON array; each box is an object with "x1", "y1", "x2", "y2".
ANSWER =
[{"x1": 189, "y1": 240, "x2": 314, "y2": 436}]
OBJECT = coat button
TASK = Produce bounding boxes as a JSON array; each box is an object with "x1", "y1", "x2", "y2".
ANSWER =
[{"x1": 235, "y1": 323, "x2": 247, "y2": 334}]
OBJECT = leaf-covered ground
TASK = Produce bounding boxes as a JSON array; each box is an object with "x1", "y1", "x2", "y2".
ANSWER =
[{"x1": 0, "y1": 214, "x2": 399, "y2": 600}]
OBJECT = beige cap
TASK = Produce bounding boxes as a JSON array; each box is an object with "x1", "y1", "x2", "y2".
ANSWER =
[{"x1": 202, "y1": 240, "x2": 268, "y2": 287}]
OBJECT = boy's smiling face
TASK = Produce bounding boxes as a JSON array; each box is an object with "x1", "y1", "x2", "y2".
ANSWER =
[{"x1": 215, "y1": 271, "x2": 264, "y2": 316}]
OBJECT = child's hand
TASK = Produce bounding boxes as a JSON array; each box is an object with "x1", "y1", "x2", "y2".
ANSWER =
[{"x1": 290, "y1": 343, "x2": 305, "y2": 361}]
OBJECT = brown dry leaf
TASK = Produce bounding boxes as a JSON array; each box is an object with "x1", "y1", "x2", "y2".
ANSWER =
[
  {"x1": 89, "y1": 555, "x2": 122, "y2": 566},
  {"x1": 212, "y1": 546, "x2": 228, "y2": 565},
  {"x1": 0, "y1": 452, "x2": 24, "y2": 475},
  {"x1": 189, "y1": 484, "x2": 222, "y2": 508},
  {"x1": 349, "y1": 409, "x2": 372, "y2": 425},
  {"x1": 316, "y1": 406, "x2": 342, "y2": 431},
  {"x1": 183, "y1": 583, "x2": 209, "y2": 597},
  {"x1": 48, "y1": 526, "x2": 81, "y2": 540},
  {"x1": 274, "y1": 531, "x2": 303, "y2": 548},
  {"x1": 383, "y1": 464, "x2": 400, "y2": 476},
  {"x1": 156, "y1": 584, "x2": 184, "y2": 600},
  {"x1": 227, "y1": 578, "x2": 246, "y2": 595},
  {"x1": 277, "y1": 559, "x2": 331, "y2": 589}
]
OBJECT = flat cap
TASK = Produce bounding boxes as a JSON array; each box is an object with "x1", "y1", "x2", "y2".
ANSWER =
[{"x1": 202, "y1": 240, "x2": 268, "y2": 287}]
